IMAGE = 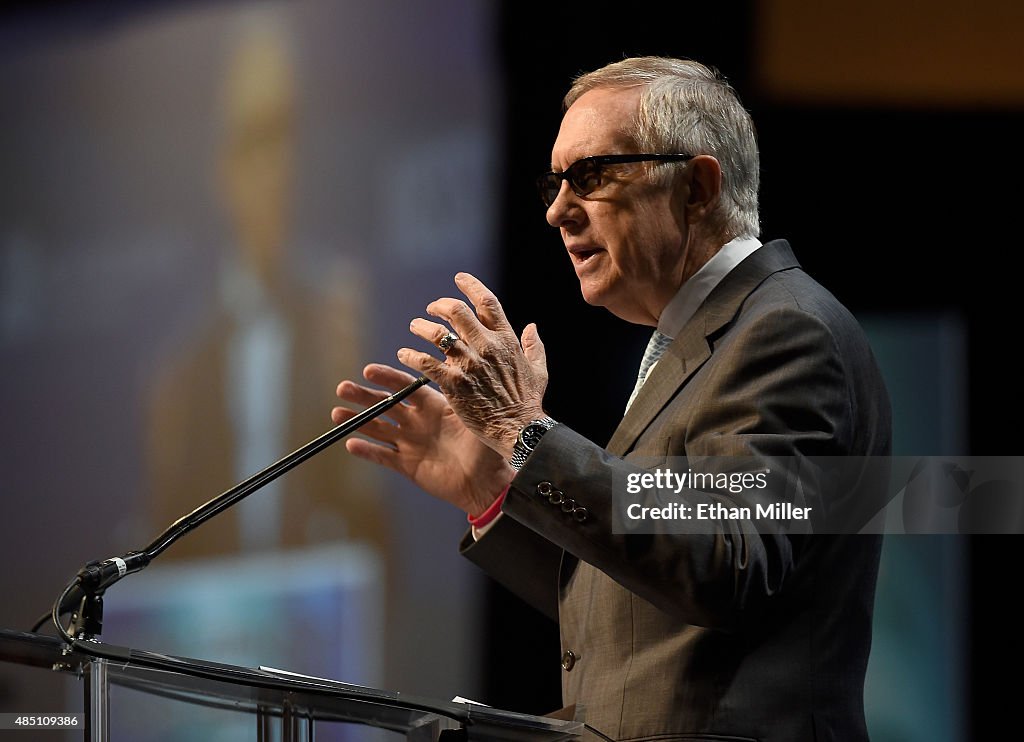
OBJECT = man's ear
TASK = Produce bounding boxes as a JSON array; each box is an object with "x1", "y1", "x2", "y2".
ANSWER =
[{"x1": 683, "y1": 154, "x2": 722, "y2": 223}]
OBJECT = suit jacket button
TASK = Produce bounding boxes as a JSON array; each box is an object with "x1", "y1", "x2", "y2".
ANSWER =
[
  {"x1": 572, "y1": 507, "x2": 588, "y2": 522},
  {"x1": 561, "y1": 650, "x2": 578, "y2": 671},
  {"x1": 537, "y1": 481, "x2": 553, "y2": 496}
]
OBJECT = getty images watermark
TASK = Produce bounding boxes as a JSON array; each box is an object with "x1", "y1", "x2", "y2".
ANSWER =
[{"x1": 612, "y1": 456, "x2": 1024, "y2": 535}]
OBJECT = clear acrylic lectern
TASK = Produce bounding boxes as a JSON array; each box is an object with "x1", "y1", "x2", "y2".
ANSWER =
[{"x1": 1, "y1": 629, "x2": 585, "y2": 741}]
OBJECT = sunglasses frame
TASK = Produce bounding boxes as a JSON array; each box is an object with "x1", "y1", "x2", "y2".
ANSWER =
[{"x1": 536, "y1": 153, "x2": 695, "y2": 207}]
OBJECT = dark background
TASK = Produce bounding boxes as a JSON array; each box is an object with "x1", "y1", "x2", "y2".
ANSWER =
[{"x1": 491, "y1": 4, "x2": 1021, "y2": 738}]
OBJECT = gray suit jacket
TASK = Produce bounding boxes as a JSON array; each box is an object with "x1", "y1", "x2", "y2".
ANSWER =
[{"x1": 462, "y1": 240, "x2": 892, "y2": 741}]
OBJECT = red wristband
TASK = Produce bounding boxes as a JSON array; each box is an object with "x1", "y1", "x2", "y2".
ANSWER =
[{"x1": 467, "y1": 485, "x2": 510, "y2": 528}]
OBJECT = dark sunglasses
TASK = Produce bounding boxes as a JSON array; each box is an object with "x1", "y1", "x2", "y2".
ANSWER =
[{"x1": 536, "y1": 153, "x2": 694, "y2": 208}]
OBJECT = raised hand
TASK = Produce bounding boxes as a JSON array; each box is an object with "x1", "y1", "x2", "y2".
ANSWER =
[
  {"x1": 332, "y1": 363, "x2": 513, "y2": 516},
  {"x1": 398, "y1": 273, "x2": 549, "y2": 459}
]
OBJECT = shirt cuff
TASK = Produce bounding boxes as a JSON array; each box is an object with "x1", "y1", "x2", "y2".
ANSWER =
[{"x1": 467, "y1": 485, "x2": 509, "y2": 539}]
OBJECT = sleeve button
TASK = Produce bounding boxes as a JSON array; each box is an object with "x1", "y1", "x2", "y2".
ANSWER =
[{"x1": 560, "y1": 650, "x2": 578, "y2": 671}]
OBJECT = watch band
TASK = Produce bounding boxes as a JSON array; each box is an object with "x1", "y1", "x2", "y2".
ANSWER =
[{"x1": 510, "y1": 416, "x2": 558, "y2": 471}]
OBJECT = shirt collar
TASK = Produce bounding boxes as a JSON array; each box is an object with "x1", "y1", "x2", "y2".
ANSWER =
[{"x1": 657, "y1": 235, "x2": 762, "y2": 338}]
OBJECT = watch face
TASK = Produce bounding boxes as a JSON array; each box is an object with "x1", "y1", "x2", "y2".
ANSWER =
[{"x1": 521, "y1": 424, "x2": 547, "y2": 450}]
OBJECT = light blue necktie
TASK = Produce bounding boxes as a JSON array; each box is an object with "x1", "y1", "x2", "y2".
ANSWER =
[{"x1": 626, "y1": 330, "x2": 673, "y2": 412}]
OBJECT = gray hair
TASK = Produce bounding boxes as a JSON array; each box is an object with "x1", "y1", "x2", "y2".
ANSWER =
[{"x1": 565, "y1": 57, "x2": 760, "y2": 239}]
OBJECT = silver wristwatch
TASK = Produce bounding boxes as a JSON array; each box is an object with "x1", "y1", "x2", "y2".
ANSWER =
[{"x1": 510, "y1": 416, "x2": 558, "y2": 471}]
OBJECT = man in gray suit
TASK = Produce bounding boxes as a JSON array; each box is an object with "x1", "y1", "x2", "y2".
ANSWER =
[{"x1": 333, "y1": 57, "x2": 891, "y2": 741}]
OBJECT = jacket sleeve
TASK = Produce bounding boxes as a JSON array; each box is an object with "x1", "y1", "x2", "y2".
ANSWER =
[{"x1": 458, "y1": 512, "x2": 563, "y2": 622}]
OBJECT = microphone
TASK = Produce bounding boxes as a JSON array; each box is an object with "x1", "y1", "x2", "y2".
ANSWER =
[{"x1": 46, "y1": 375, "x2": 430, "y2": 643}]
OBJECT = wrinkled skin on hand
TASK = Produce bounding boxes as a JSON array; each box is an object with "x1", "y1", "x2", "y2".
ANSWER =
[
  {"x1": 398, "y1": 272, "x2": 549, "y2": 460},
  {"x1": 332, "y1": 363, "x2": 514, "y2": 516}
]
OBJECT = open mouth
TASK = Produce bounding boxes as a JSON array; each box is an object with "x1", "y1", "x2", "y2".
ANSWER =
[{"x1": 570, "y1": 248, "x2": 602, "y2": 264}]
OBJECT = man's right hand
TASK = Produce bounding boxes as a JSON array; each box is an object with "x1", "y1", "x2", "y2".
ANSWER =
[{"x1": 332, "y1": 364, "x2": 514, "y2": 517}]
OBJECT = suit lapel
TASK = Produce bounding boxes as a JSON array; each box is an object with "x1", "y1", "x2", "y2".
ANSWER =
[
  {"x1": 605, "y1": 240, "x2": 801, "y2": 457},
  {"x1": 606, "y1": 328, "x2": 709, "y2": 456}
]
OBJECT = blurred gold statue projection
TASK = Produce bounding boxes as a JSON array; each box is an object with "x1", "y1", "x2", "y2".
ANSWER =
[{"x1": 147, "y1": 14, "x2": 383, "y2": 560}]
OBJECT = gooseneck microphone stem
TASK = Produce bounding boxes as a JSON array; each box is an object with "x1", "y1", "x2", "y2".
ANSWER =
[
  {"x1": 146, "y1": 374, "x2": 429, "y2": 560},
  {"x1": 50, "y1": 375, "x2": 430, "y2": 645}
]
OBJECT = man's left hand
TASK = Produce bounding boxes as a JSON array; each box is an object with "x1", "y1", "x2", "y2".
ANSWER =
[{"x1": 398, "y1": 272, "x2": 548, "y2": 460}]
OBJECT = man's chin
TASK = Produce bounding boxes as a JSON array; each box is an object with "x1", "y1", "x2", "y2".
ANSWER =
[
  {"x1": 578, "y1": 285, "x2": 652, "y2": 325},
  {"x1": 577, "y1": 282, "x2": 608, "y2": 309}
]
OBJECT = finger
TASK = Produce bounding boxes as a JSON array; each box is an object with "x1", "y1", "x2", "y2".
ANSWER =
[
  {"x1": 409, "y1": 318, "x2": 463, "y2": 356},
  {"x1": 344, "y1": 437, "x2": 403, "y2": 472},
  {"x1": 455, "y1": 272, "x2": 513, "y2": 334},
  {"x1": 335, "y1": 380, "x2": 410, "y2": 423},
  {"x1": 521, "y1": 322, "x2": 548, "y2": 379},
  {"x1": 336, "y1": 378, "x2": 392, "y2": 405},
  {"x1": 362, "y1": 363, "x2": 444, "y2": 410},
  {"x1": 397, "y1": 347, "x2": 460, "y2": 390},
  {"x1": 363, "y1": 363, "x2": 425, "y2": 391},
  {"x1": 330, "y1": 405, "x2": 401, "y2": 444},
  {"x1": 425, "y1": 297, "x2": 490, "y2": 347}
]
